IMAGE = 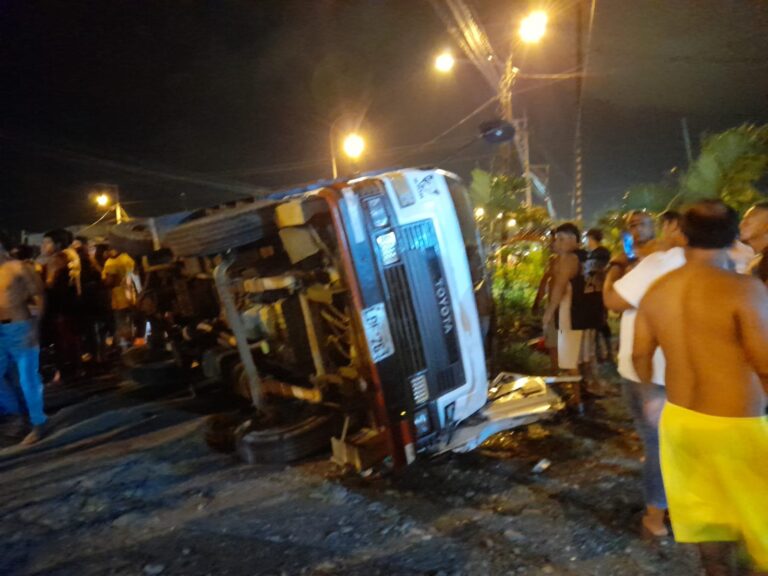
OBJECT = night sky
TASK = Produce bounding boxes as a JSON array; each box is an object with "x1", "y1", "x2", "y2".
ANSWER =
[{"x1": 2, "y1": 0, "x2": 768, "y2": 233}]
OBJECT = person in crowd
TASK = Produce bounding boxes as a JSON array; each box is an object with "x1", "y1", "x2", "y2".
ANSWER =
[
  {"x1": 739, "y1": 200, "x2": 768, "y2": 284},
  {"x1": 0, "y1": 232, "x2": 47, "y2": 445},
  {"x1": 102, "y1": 249, "x2": 137, "y2": 350},
  {"x1": 603, "y1": 210, "x2": 687, "y2": 537},
  {"x1": 40, "y1": 228, "x2": 82, "y2": 382},
  {"x1": 542, "y1": 223, "x2": 600, "y2": 406},
  {"x1": 657, "y1": 210, "x2": 684, "y2": 249},
  {"x1": 633, "y1": 200, "x2": 768, "y2": 573},
  {"x1": 585, "y1": 228, "x2": 612, "y2": 363},
  {"x1": 73, "y1": 240, "x2": 108, "y2": 365},
  {"x1": 533, "y1": 229, "x2": 559, "y2": 371}
]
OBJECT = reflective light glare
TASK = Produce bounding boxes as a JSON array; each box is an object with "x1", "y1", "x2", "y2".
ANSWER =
[
  {"x1": 519, "y1": 10, "x2": 548, "y2": 44},
  {"x1": 474, "y1": 207, "x2": 485, "y2": 218},
  {"x1": 376, "y1": 231, "x2": 399, "y2": 266},
  {"x1": 496, "y1": 212, "x2": 503, "y2": 220},
  {"x1": 342, "y1": 133, "x2": 365, "y2": 159},
  {"x1": 435, "y1": 52, "x2": 455, "y2": 73},
  {"x1": 507, "y1": 218, "x2": 517, "y2": 228},
  {"x1": 366, "y1": 197, "x2": 389, "y2": 228},
  {"x1": 95, "y1": 193, "x2": 110, "y2": 207}
]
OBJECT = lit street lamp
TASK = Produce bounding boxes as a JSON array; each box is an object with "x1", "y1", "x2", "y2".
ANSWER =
[
  {"x1": 519, "y1": 11, "x2": 548, "y2": 44},
  {"x1": 434, "y1": 51, "x2": 455, "y2": 73},
  {"x1": 91, "y1": 184, "x2": 125, "y2": 223},
  {"x1": 502, "y1": 9, "x2": 548, "y2": 206},
  {"x1": 433, "y1": 9, "x2": 548, "y2": 208},
  {"x1": 342, "y1": 133, "x2": 365, "y2": 160},
  {"x1": 330, "y1": 117, "x2": 366, "y2": 178}
]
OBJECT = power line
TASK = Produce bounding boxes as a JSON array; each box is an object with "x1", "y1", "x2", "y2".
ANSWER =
[{"x1": 0, "y1": 130, "x2": 265, "y2": 196}]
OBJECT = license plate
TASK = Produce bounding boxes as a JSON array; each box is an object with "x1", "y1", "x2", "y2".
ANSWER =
[{"x1": 361, "y1": 303, "x2": 395, "y2": 363}]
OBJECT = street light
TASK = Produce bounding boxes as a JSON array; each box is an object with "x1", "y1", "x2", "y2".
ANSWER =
[
  {"x1": 519, "y1": 10, "x2": 548, "y2": 44},
  {"x1": 434, "y1": 51, "x2": 455, "y2": 73},
  {"x1": 342, "y1": 133, "x2": 365, "y2": 160},
  {"x1": 91, "y1": 184, "x2": 124, "y2": 223},
  {"x1": 474, "y1": 207, "x2": 485, "y2": 219},
  {"x1": 330, "y1": 117, "x2": 366, "y2": 178}
]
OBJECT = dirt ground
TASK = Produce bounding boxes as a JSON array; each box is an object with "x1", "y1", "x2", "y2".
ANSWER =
[{"x1": 0, "y1": 369, "x2": 703, "y2": 576}]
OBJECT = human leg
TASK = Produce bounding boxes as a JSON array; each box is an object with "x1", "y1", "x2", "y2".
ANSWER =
[
  {"x1": 699, "y1": 542, "x2": 737, "y2": 576},
  {"x1": 714, "y1": 417, "x2": 768, "y2": 573},
  {"x1": 6, "y1": 321, "x2": 47, "y2": 427},
  {"x1": 0, "y1": 328, "x2": 23, "y2": 415},
  {"x1": 624, "y1": 379, "x2": 667, "y2": 535},
  {"x1": 658, "y1": 404, "x2": 767, "y2": 571},
  {"x1": 557, "y1": 329, "x2": 584, "y2": 410}
]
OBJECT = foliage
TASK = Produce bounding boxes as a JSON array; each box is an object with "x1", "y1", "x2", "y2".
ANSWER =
[
  {"x1": 492, "y1": 240, "x2": 548, "y2": 340},
  {"x1": 593, "y1": 209, "x2": 625, "y2": 254},
  {"x1": 622, "y1": 182, "x2": 678, "y2": 214},
  {"x1": 617, "y1": 124, "x2": 768, "y2": 217},
  {"x1": 679, "y1": 124, "x2": 768, "y2": 212},
  {"x1": 469, "y1": 168, "x2": 553, "y2": 355},
  {"x1": 469, "y1": 168, "x2": 553, "y2": 247},
  {"x1": 495, "y1": 342, "x2": 551, "y2": 375}
]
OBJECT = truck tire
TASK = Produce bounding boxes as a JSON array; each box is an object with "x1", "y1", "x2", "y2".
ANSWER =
[
  {"x1": 121, "y1": 347, "x2": 181, "y2": 387},
  {"x1": 108, "y1": 221, "x2": 154, "y2": 256},
  {"x1": 234, "y1": 408, "x2": 344, "y2": 464},
  {"x1": 163, "y1": 199, "x2": 276, "y2": 258}
]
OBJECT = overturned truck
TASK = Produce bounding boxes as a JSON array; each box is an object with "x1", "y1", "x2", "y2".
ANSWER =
[{"x1": 161, "y1": 168, "x2": 563, "y2": 470}]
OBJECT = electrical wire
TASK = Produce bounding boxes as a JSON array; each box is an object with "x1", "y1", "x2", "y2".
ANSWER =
[{"x1": 77, "y1": 206, "x2": 118, "y2": 233}]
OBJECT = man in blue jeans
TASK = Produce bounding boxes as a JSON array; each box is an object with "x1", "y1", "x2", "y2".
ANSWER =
[
  {"x1": 0, "y1": 232, "x2": 47, "y2": 445},
  {"x1": 603, "y1": 211, "x2": 686, "y2": 537}
]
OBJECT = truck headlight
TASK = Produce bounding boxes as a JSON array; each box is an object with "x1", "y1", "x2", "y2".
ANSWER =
[
  {"x1": 413, "y1": 408, "x2": 432, "y2": 438},
  {"x1": 376, "y1": 231, "x2": 399, "y2": 266},
  {"x1": 365, "y1": 196, "x2": 389, "y2": 228}
]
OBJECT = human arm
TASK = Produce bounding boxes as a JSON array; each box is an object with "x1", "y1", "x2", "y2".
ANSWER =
[
  {"x1": 532, "y1": 260, "x2": 553, "y2": 312},
  {"x1": 603, "y1": 261, "x2": 632, "y2": 312},
  {"x1": 44, "y1": 253, "x2": 66, "y2": 289},
  {"x1": 632, "y1": 303, "x2": 658, "y2": 384},
  {"x1": 541, "y1": 254, "x2": 577, "y2": 327},
  {"x1": 737, "y1": 279, "x2": 768, "y2": 393},
  {"x1": 22, "y1": 263, "x2": 45, "y2": 345}
]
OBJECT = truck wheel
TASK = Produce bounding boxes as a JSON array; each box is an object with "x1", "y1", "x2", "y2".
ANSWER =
[
  {"x1": 234, "y1": 409, "x2": 344, "y2": 464},
  {"x1": 121, "y1": 347, "x2": 181, "y2": 387},
  {"x1": 108, "y1": 221, "x2": 154, "y2": 256},
  {"x1": 163, "y1": 199, "x2": 276, "y2": 258}
]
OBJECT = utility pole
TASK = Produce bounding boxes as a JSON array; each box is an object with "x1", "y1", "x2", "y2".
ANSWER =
[
  {"x1": 572, "y1": 0, "x2": 585, "y2": 222},
  {"x1": 500, "y1": 48, "x2": 533, "y2": 206}
]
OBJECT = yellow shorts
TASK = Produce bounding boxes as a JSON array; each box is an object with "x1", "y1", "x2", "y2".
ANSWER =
[{"x1": 660, "y1": 402, "x2": 768, "y2": 569}]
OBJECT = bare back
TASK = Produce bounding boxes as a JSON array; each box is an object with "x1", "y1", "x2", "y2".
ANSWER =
[
  {"x1": 0, "y1": 259, "x2": 42, "y2": 321},
  {"x1": 637, "y1": 263, "x2": 768, "y2": 417}
]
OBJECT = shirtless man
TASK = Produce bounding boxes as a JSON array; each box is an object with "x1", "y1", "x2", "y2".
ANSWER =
[
  {"x1": 542, "y1": 223, "x2": 598, "y2": 407},
  {"x1": 0, "y1": 232, "x2": 47, "y2": 445},
  {"x1": 633, "y1": 200, "x2": 768, "y2": 575}
]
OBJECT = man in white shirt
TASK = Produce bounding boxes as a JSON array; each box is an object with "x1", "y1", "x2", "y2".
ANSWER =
[{"x1": 603, "y1": 211, "x2": 686, "y2": 537}]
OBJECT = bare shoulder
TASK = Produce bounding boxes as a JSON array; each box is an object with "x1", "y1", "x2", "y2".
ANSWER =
[
  {"x1": 0, "y1": 259, "x2": 25, "y2": 275},
  {"x1": 561, "y1": 252, "x2": 580, "y2": 267},
  {"x1": 733, "y1": 273, "x2": 768, "y2": 302},
  {"x1": 641, "y1": 267, "x2": 681, "y2": 301}
]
